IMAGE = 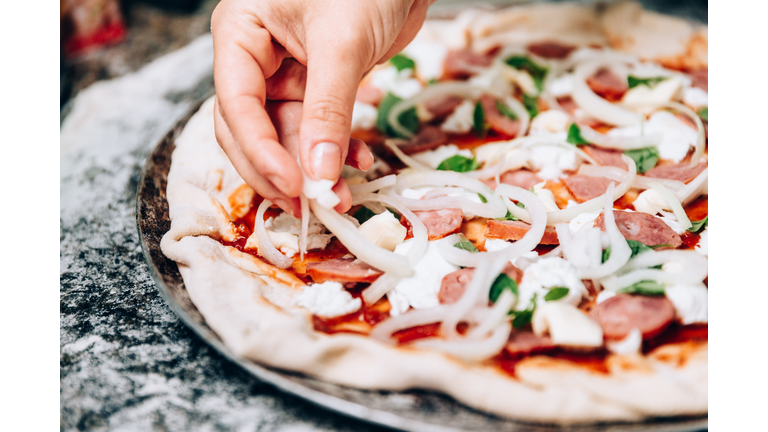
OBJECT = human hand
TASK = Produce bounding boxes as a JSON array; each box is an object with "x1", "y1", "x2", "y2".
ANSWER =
[{"x1": 211, "y1": 0, "x2": 432, "y2": 216}]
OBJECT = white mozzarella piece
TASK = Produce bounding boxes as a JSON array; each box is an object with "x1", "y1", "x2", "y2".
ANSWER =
[
  {"x1": 266, "y1": 231, "x2": 299, "y2": 258},
  {"x1": 532, "y1": 181, "x2": 560, "y2": 212},
  {"x1": 608, "y1": 111, "x2": 697, "y2": 162},
  {"x1": 516, "y1": 257, "x2": 587, "y2": 310},
  {"x1": 369, "y1": 65, "x2": 423, "y2": 99},
  {"x1": 548, "y1": 73, "x2": 574, "y2": 97},
  {"x1": 473, "y1": 142, "x2": 526, "y2": 167},
  {"x1": 402, "y1": 38, "x2": 448, "y2": 81},
  {"x1": 389, "y1": 238, "x2": 460, "y2": 316},
  {"x1": 632, "y1": 188, "x2": 669, "y2": 215},
  {"x1": 351, "y1": 101, "x2": 378, "y2": 131},
  {"x1": 503, "y1": 66, "x2": 538, "y2": 96},
  {"x1": 303, "y1": 176, "x2": 341, "y2": 209},
  {"x1": 358, "y1": 212, "x2": 407, "y2": 251},
  {"x1": 400, "y1": 186, "x2": 435, "y2": 200},
  {"x1": 440, "y1": 100, "x2": 476, "y2": 134},
  {"x1": 595, "y1": 290, "x2": 616, "y2": 304},
  {"x1": 665, "y1": 283, "x2": 708, "y2": 324},
  {"x1": 294, "y1": 281, "x2": 362, "y2": 318},
  {"x1": 532, "y1": 302, "x2": 604, "y2": 348},
  {"x1": 621, "y1": 76, "x2": 684, "y2": 107},
  {"x1": 468, "y1": 62, "x2": 512, "y2": 95},
  {"x1": 695, "y1": 228, "x2": 708, "y2": 256},
  {"x1": 682, "y1": 86, "x2": 708, "y2": 110},
  {"x1": 568, "y1": 209, "x2": 602, "y2": 236},
  {"x1": 657, "y1": 210, "x2": 685, "y2": 234},
  {"x1": 529, "y1": 109, "x2": 570, "y2": 135},
  {"x1": 528, "y1": 144, "x2": 579, "y2": 180},
  {"x1": 606, "y1": 328, "x2": 642, "y2": 355},
  {"x1": 412, "y1": 144, "x2": 473, "y2": 169},
  {"x1": 246, "y1": 212, "x2": 332, "y2": 257}
]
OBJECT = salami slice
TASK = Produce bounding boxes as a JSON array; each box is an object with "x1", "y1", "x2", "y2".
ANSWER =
[
  {"x1": 594, "y1": 211, "x2": 682, "y2": 249},
  {"x1": 504, "y1": 331, "x2": 557, "y2": 357},
  {"x1": 582, "y1": 145, "x2": 628, "y2": 170},
  {"x1": 482, "y1": 169, "x2": 543, "y2": 191},
  {"x1": 586, "y1": 68, "x2": 628, "y2": 102},
  {"x1": 480, "y1": 95, "x2": 522, "y2": 138},
  {"x1": 590, "y1": 294, "x2": 675, "y2": 340},
  {"x1": 526, "y1": 41, "x2": 576, "y2": 59},
  {"x1": 688, "y1": 69, "x2": 708, "y2": 92},
  {"x1": 306, "y1": 258, "x2": 383, "y2": 284},
  {"x1": 401, "y1": 208, "x2": 463, "y2": 241},
  {"x1": 485, "y1": 220, "x2": 559, "y2": 245},
  {"x1": 444, "y1": 49, "x2": 494, "y2": 80},
  {"x1": 564, "y1": 175, "x2": 614, "y2": 203},
  {"x1": 424, "y1": 94, "x2": 464, "y2": 120},
  {"x1": 439, "y1": 263, "x2": 523, "y2": 304},
  {"x1": 399, "y1": 126, "x2": 449, "y2": 155},
  {"x1": 644, "y1": 161, "x2": 707, "y2": 184}
]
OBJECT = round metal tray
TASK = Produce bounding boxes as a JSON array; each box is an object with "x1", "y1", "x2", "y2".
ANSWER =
[{"x1": 136, "y1": 99, "x2": 707, "y2": 432}]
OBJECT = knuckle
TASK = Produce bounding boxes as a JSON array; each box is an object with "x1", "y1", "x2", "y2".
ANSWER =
[{"x1": 305, "y1": 94, "x2": 352, "y2": 127}]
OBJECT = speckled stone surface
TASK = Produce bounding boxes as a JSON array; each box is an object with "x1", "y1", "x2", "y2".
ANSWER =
[{"x1": 59, "y1": 34, "x2": 389, "y2": 432}]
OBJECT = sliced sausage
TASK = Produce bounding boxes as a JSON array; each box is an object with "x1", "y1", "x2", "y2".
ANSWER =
[
  {"x1": 582, "y1": 145, "x2": 628, "y2": 170},
  {"x1": 424, "y1": 95, "x2": 464, "y2": 120},
  {"x1": 480, "y1": 94, "x2": 522, "y2": 138},
  {"x1": 504, "y1": 331, "x2": 557, "y2": 357},
  {"x1": 306, "y1": 258, "x2": 383, "y2": 284},
  {"x1": 401, "y1": 208, "x2": 463, "y2": 241},
  {"x1": 481, "y1": 169, "x2": 543, "y2": 191},
  {"x1": 398, "y1": 126, "x2": 449, "y2": 155},
  {"x1": 644, "y1": 161, "x2": 707, "y2": 184},
  {"x1": 594, "y1": 210, "x2": 682, "y2": 249},
  {"x1": 564, "y1": 175, "x2": 614, "y2": 203},
  {"x1": 526, "y1": 41, "x2": 576, "y2": 59},
  {"x1": 485, "y1": 220, "x2": 559, "y2": 245},
  {"x1": 355, "y1": 83, "x2": 384, "y2": 106},
  {"x1": 444, "y1": 49, "x2": 494, "y2": 80},
  {"x1": 688, "y1": 69, "x2": 708, "y2": 92},
  {"x1": 586, "y1": 68, "x2": 628, "y2": 102},
  {"x1": 590, "y1": 294, "x2": 676, "y2": 340},
  {"x1": 556, "y1": 96, "x2": 579, "y2": 115},
  {"x1": 439, "y1": 262, "x2": 523, "y2": 304}
]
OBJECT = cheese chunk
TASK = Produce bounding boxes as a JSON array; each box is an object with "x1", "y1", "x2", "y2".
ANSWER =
[
  {"x1": 369, "y1": 65, "x2": 423, "y2": 99},
  {"x1": 528, "y1": 145, "x2": 579, "y2": 180},
  {"x1": 294, "y1": 281, "x2": 362, "y2": 318},
  {"x1": 358, "y1": 212, "x2": 407, "y2": 251},
  {"x1": 517, "y1": 257, "x2": 587, "y2": 310},
  {"x1": 622, "y1": 76, "x2": 684, "y2": 107},
  {"x1": 606, "y1": 328, "x2": 642, "y2": 355},
  {"x1": 532, "y1": 303, "x2": 604, "y2": 347},
  {"x1": 351, "y1": 101, "x2": 378, "y2": 131},
  {"x1": 412, "y1": 144, "x2": 472, "y2": 168},
  {"x1": 530, "y1": 109, "x2": 570, "y2": 135},
  {"x1": 665, "y1": 283, "x2": 708, "y2": 325},
  {"x1": 440, "y1": 100, "x2": 476, "y2": 134},
  {"x1": 402, "y1": 37, "x2": 448, "y2": 82}
]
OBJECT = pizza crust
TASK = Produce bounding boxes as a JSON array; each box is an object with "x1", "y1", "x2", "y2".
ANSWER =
[{"x1": 160, "y1": 97, "x2": 707, "y2": 424}]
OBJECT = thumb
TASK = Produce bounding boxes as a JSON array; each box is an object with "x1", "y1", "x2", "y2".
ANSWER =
[{"x1": 299, "y1": 32, "x2": 368, "y2": 181}]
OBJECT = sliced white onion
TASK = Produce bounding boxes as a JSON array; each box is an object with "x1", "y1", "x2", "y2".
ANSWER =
[
  {"x1": 411, "y1": 322, "x2": 512, "y2": 363},
  {"x1": 678, "y1": 167, "x2": 709, "y2": 206},
  {"x1": 572, "y1": 60, "x2": 642, "y2": 127},
  {"x1": 436, "y1": 185, "x2": 546, "y2": 268},
  {"x1": 383, "y1": 139, "x2": 432, "y2": 171},
  {"x1": 656, "y1": 102, "x2": 706, "y2": 168},
  {"x1": 388, "y1": 81, "x2": 485, "y2": 138},
  {"x1": 348, "y1": 175, "x2": 397, "y2": 195},
  {"x1": 369, "y1": 304, "x2": 451, "y2": 343},
  {"x1": 577, "y1": 163, "x2": 686, "y2": 193},
  {"x1": 309, "y1": 198, "x2": 412, "y2": 277},
  {"x1": 579, "y1": 124, "x2": 661, "y2": 150},
  {"x1": 576, "y1": 183, "x2": 632, "y2": 279},
  {"x1": 602, "y1": 249, "x2": 707, "y2": 291},
  {"x1": 466, "y1": 289, "x2": 515, "y2": 340},
  {"x1": 648, "y1": 182, "x2": 692, "y2": 231},
  {"x1": 466, "y1": 147, "x2": 530, "y2": 180},
  {"x1": 254, "y1": 200, "x2": 293, "y2": 269},
  {"x1": 299, "y1": 194, "x2": 309, "y2": 260},
  {"x1": 388, "y1": 171, "x2": 507, "y2": 218},
  {"x1": 500, "y1": 95, "x2": 531, "y2": 136},
  {"x1": 509, "y1": 155, "x2": 637, "y2": 226}
]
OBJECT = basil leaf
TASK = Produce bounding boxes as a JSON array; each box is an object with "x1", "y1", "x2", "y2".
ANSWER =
[
  {"x1": 698, "y1": 107, "x2": 708, "y2": 122},
  {"x1": 567, "y1": 123, "x2": 590, "y2": 146},
  {"x1": 377, "y1": 93, "x2": 420, "y2": 138},
  {"x1": 473, "y1": 101, "x2": 487, "y2": 138},
  {"x1": 516, "y1": 201, "x2": 526, "y2": 209},
  {"x1": 544, "y1": 287, "x2": 569, "y2": 301},
  {"x1": 427, "y1": 78, "x2": 439, "y2": 85},
  {"x1": 687, "y1": 216, "x2": 708, "y2": 233},
  {"x1": 389, "y1": 53, "x2": 415, "y2": 72},
  {"x1": 623, "y1": 147, "x2": 659, "y2": 174},
  {"x1": 477, "y1": 193, "x2": 488, "y2": 203},
  {"x1": 618, "y1": 280, "x2": 665, "y2": 296},
  {"x1": 496, "y1": 100, "x2": 518, "y2": 120},
  {"x1": 454, "y1": 240, "x2": 479, "y2": 253},
  {"x1": 437, "y1": 155, "x2": 480, "y2": 173},
  {"x1": 504, "y1": 55, "x2": 548, "y2": 92},
  {"x1": 511, "y1": 310, "x2": 533, "y2": 329},
  {"x1": 352, "y1": 206, "x2": 376, "y2": 225},
  {"x1": 522, "y1": 94, "x2": 539, "y2": 118},
  {"x1": 495, "y1": 209, "x2": 520, "y2": 221},
  {"x1": 386, "y1": 208, "x2": 401, "y2": 219},
  {"x1": 603, "y1": 240, "x2": 661, "y2": 269},
  {"x1": 627, "y1": 76, "x2": 666, "y2": 89},
  {"x1": 489, "y1": 274, "x2": 518, "y2": 303},
  {"x1": 649, "y1": 244, "x2": 673, "y2": 249}
]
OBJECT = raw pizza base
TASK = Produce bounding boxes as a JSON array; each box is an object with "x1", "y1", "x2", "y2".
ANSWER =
[{"x1": 160, "y1": 96, "x2": 707, "y2": 424}]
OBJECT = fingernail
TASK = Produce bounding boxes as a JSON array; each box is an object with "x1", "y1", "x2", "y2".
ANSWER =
[
  {"x1": 267, "y1": 174, "x2": 292, "y2": 196},
  {"x1": 311, "y1": 142, "x2": 341, "y2": 180},
  {"x1": 360, "y1": 147, "x2": 374, "y2": 171},
  {"x1": 273, "y1": 199, "x2": 294, "y2": 217}
]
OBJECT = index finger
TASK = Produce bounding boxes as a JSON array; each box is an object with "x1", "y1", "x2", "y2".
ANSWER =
[{"x1": 211, "y1": 5, "x2": 303, "y2": 197}]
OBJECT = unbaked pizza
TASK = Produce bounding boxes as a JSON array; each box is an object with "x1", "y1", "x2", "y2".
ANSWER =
[{"x1": 161, "y1": 1, "x2": 708, "y2": 424}]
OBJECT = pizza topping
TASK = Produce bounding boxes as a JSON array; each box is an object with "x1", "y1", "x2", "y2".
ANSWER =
[
  {"x1": 601, "y1": 249, "x2": 708, "y2": 293},
  {"x1": 645, "y1": 160, "x2": 708, "y2": 184},
  {"x1": 695, "y1": 228, "x2": 708, "y2": 256},
  {"x1": 479, "y1": 95, "x2": 523, "y2": 137},
  {"x1": 564, "y1": 174, "x2": 613, "y2": 203},
  {"x1": 665, "y1": 283, "x2": 708, "y2": 324},
  {"x1": 443, "y1": 49, "x2": 494, "y2": 80},
  {"x1": 594, "y1": 210, "x2": 682, "y2": 249},
  {"x1": 605, "y1": 328, "x2": 642, "y2": 355},
  {"x1": 358, "y1": 211, "x2": 407, "y2": 251},
  {"x1": 294, "y1": 281, "x2": 363, "y2": 318},
  {"x1": 578, "y1": 124, "x2": 662, "y2": 151},
  {"x1": 526, "y1": 41, "x2": 576, "y2": 59},
  {"x1": 306, "y1": 258, "x2": 383, "y2": 284},
  {"x1": 622, "y1": 76, "x2": 683, "y2": 107},
  {"x1": 490, "y1": 169, "x2": 543, "y2": 191},
  {"x1": 516, "y1": 256, "x2": 587, "y2": 310},
  {"x1": 573, "y1": 61, "x2": 641, "y2": 127},
  {"x1": 486, "y1": 220, "x2": 560, "y2": 245},
  {"x1": 369, "y1": 65, "x2": 423, "y2": 100},
  {"x1": 532, "y1": 302, "x2": 604, "y2": 347},
  {"x1": 401, "y1": 37, "x2": 448, "y2": 82},
  {"x1": 580, "y1": 145, "x2": 628, "y2": 169},
  {"x1": 302, "y1": 174, "x2": 341, "y2": 209},
  {"x1": 351, "y1": 101, "x2": 378, "y2": 131},
  {"x1": 682, "y1": 85, "x2": 708, "y2": 111},
  {"x1": 586, "y1": 68, "x2": 628, "y2": 102},
  {"x1": 410, "y1": 208, "x2": 463, "y2": 241},
  {"x1": 589, "y1": 294, "x2": 675, "y2": 340},
  {"x1": 530, "y1": 109, "x2": 570, "y2": 135}
]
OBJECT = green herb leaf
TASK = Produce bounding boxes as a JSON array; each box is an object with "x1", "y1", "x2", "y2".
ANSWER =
[
  {"x1": 627, "y1": 76, "x2": 667, "y2": 89},
  {"x1": 649, "y1": 244, "x2": 673, "y2": 249},
  {"x1": 427, "y1": 78, "x2": 439, "y2": 85},
  {"x1": 376, "y1": 93, "x2": 420, "y2": 138},
  {"x1": 623, "y1": 147, "x2": 660, "y2": 174},
  {"x1": 437, "y1": 155, "x2": 480, "y2": 173},
  {"x1": 603, "y1": 240, "x2": 662, "y2": 269},
  {"x1": 522, "y1": 94, "x2": 539, "y2": 119},
  {"x1": 389, "y1": 53, "x2": 415, "y2": 72},
  {"x1": 698, "y1": 107, "x2": 708, "y2": 122},
  {"x1": 567, "y1": 123, "x2": 590, "y2": 146},
  {"x1": 544, "y1": 287, "x2": 569, "y2": 301},
  {"x1": 453, "y1": 240, "x2": 479, "y2": 253},
  {"x1": 477, "y1": 193, "x2": 488, "y2": 203},
  {"x1": 489, "y1": 274, "x2": 518, "y2": 303},
  {"x1": 352, "y1": 206, "x2": 376, "y2": 225},
  {"x1": 511, "y1": 310, "x2": 533, "y2": 329},
  {"x1": 473, "y1": 101, "x2": 487, "y2": 138},
  {"x1": 687, "y1": 216, "x2": 708, "y2": 233},
  {"x1": 386, "y1": 208, "x2": 401, "y2": 219},
  {"x1": 495, "y1": 209, "x2": 520, "y2": 221},
  {"x1": 618, "y1": 280, "x2": 665, "y2": 296},
  {"x1": 504, "y1": 55, "x2": 548, "y2": 92},
  {"x1": 496, "y1": 100, "x2": 518, "y2": 120},
  {"x1": 516, "y1": 201, "x2": 526, "y2": 209}
]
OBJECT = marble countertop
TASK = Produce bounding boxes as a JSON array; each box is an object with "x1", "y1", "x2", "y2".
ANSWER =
[{"x1": 59, "y1": 34, "x2": 389, "y2": 432}]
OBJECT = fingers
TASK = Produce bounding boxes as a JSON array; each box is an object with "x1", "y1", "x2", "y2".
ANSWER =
[
  {"x1": 266, "y1": 58, "x2": 307, "y2": 101},
  {"x1": 332, "y1": 178, "x2": 353, "y2": 214},
  {"x1": 345, "y1": 138, "x2": 374, "y2": 171},
  {"x1": 378, "y1": 0, "x2": 431, "y2": 63},
  {"x1": 211, "y1": 2, "x2": 303, "y2": 198}
]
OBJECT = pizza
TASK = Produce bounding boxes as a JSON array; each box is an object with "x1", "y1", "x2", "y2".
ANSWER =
[{"x1": 160, "y1": 1, "x2": 708, "y2": 424}]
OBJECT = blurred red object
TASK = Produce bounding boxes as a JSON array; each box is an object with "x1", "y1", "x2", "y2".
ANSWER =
[{"x1": 61, "y1": 0, "x2": 126, "y2": 57}]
